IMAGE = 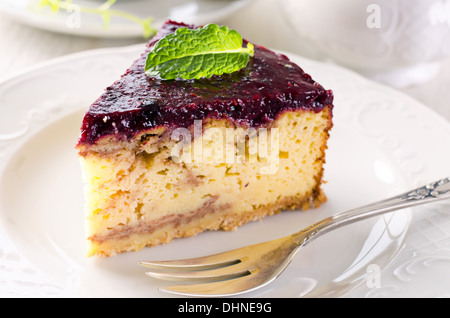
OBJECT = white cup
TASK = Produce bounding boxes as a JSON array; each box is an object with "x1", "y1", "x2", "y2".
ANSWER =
[{"x1": 279, "y1": 0, "x2": 450, "y2": 87}]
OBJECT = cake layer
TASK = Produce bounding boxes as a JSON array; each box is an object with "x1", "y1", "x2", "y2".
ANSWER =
[
  {"x1": 80, "y1": 107, "x2": 332, "y2": 256},
  {"x1": 77, "y1": 21, "x2": 333, "y2": 146}
]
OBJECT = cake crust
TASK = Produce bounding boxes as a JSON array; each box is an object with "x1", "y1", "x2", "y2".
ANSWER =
[{"x1": 88, "y1": 190, "x2": 327, "y2": 257}]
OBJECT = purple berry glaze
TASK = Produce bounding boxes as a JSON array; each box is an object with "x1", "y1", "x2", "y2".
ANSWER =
[{"x1": 77, "y1": 21, "x2": 333, "y2": 145}]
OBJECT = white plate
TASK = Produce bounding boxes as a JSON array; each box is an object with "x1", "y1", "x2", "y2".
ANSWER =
[
  {"x1": 0, "y1": 0, "x2": 252, "y2": 38},
  {"x1": 0, "y1": 44, "x2": 449, "y2": 298}
]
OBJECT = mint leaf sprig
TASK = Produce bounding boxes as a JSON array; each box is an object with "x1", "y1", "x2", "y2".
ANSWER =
[
  {"x1": 145, "y1": 24, "x2": 255, "y2": 80},
  {"x1": 37, "y1": 0, "x2": 156, "y2": 39}
]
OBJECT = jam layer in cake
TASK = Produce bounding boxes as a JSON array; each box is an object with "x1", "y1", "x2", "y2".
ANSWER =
[{"x1": 76, "y1": 21, "x2": 334, "y2": 256}]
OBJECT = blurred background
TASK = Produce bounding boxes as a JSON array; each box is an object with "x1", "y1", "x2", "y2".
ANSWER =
[{"x1": 0, "y1": 0, "x2": 449, "y2": 121}]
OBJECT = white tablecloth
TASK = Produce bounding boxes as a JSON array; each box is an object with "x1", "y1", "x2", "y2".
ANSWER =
[{"x1": 1, "y1": 0, "x2": 449, "y2": 122}]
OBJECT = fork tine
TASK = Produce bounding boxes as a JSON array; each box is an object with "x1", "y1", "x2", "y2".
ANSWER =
[
  {"x1": 159, "y1": 269, "x2": 267, "y2": 297},
  {"x1": 139, "y1": 244, "x2": 253, "y2": 271},
  {"x1": 143, "y1": 261, "x2": 253, "y2": 282},
  {"x1": 138, "y1": 257, "x2": 242, "y2": 271},
  {"x1": 145, "y1": 269, "x2": 252, "y2": 283}
]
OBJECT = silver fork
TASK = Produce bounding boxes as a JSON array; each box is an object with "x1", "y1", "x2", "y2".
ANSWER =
[{"x1": 139, "y1": 177, "x2": 450, "y2": 297}]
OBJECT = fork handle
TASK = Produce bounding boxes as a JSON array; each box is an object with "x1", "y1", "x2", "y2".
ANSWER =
[{"x1": 292, "y1": 177, "x2": 450, "y2": 245}]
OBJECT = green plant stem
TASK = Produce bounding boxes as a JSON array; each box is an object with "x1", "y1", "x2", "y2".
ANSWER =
[{"x1": 38, "y1": 0, "x2": 156, "y2": 38}]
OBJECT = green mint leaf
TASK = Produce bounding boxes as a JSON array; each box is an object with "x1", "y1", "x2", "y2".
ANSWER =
[{"x1": 145, "y1": 24, "x2": 255, "y2": 80}]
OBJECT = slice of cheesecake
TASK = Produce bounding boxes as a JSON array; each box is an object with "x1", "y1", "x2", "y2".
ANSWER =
[{"x1": 76, "y1": 20, "x2": 334, "y2": 257}]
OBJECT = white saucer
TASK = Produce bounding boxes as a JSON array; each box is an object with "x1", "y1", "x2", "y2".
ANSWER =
[{"x1": 0, "y1": 0, "x2": 252, "y2": 38}]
